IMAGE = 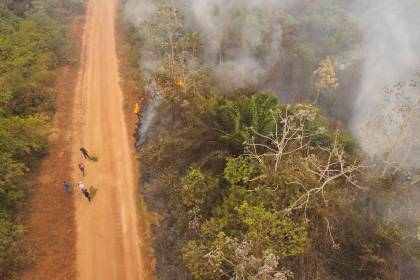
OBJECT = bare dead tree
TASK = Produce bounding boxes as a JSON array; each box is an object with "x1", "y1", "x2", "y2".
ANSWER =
[
  {"x1": 361, "y1": 75, "x2": 420, "y2": 178},
  {"x1": 285, "y1": 133, "x2": 364, "y2": 214},
  {"x1": 243, "y1": 105, "x2": 365, "y2": 218},
  {"x1": 245, "y1": 105, "x2": 323, "y2": 173},
  {"x1": 204, "y1": 237, "x2": 294, "y2": 280}
]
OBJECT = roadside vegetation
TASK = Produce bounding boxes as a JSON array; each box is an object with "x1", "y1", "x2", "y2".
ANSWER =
[
  {"x1": 121, "y1": 0, "x2": 420, "y2": 279},
  {"x1": 0, "y1": 1, "x2": 84, "y2": 278}
]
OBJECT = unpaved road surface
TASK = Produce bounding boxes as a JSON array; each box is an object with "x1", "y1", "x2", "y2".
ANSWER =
[{"x1": 73, "y1": 0, "x2": 147, "y2": 279}]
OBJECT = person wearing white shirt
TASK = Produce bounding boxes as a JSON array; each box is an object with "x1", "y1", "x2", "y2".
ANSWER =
[{"x1": 78, "y1": 181, "x2": 91, "y2": 202}]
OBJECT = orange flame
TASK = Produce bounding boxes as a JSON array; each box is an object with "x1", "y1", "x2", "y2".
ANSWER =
[{"x1": 176, "y1": 79, "x2": 187, "y2": 88}]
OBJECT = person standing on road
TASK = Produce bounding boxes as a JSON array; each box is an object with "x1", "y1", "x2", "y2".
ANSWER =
[
  {"x1": 78, "y1": 163, "x2": 86, "y2": 176},
  {"x1": 63, "y1": 180, "x2": 72, "y2": 193},
  {"x1": 78, "y1": 181, "x2": 91, "y2": 202},
  {"x1": 80, "y1": 147, "x2": 90, "y2": 159}
]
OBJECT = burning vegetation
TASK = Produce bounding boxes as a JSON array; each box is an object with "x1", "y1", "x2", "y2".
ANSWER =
[{"x1": 122, "y1": 0, "x2": 420, "y2": 279}]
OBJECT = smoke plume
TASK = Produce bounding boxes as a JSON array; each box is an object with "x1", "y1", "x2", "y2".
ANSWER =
[
  {"x1": 185, "y1": 0, "x2": 290, "y2": 88},
  {"x1": 124, "y1": 0, "x2": 420, "y2": 165},
  {"x1": 124, "y1": 0, "x2": 420, "y2": 263},
  {"x1": 124, "y1": 0, "x2": 291, "y2": 89},
  {"x1": 349, "y1": 0, "x2": 420, "y2": 166}
]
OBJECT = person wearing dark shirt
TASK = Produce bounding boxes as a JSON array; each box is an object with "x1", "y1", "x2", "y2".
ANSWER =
[{"x1": 80, "y1": 147, "x2": 90, "y2": 159}]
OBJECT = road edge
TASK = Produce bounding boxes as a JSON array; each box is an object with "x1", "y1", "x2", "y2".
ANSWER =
[{"x1": 115, "y1": 2, "x2": 157, "y2": 279}]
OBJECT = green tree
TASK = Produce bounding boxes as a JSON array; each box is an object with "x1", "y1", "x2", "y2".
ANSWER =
[{"x1": 203, "y1": 92, "x2": 278, "y2": 153}]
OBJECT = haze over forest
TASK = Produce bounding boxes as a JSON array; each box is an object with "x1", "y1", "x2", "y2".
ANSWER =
[
  {"x1": 124, "y1": 0, "x2": 420, "y2": 279},
  {"x1": 0, "y1": 0, "x2": 419, "y2": 279}
]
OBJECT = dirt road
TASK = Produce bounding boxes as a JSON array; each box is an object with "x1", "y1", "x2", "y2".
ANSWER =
[{"x1": 72, "y1": 0, "x2": 147, "y2": 279}]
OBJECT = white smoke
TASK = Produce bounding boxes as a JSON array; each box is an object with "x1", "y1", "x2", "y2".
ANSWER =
[
  {"x1": 123, "y1": 0, "x2": 156, "y2": 26},
  {"x1": 136, "y1": 81, "x2": 163, "y2": 147},
  {"x1": 123, "y1": 0, "x2": 159, "y2": 77},
  {"x1": 124, "y1": 0, "x2": 420, "y2": 164},
  {"x1": 350, "y1": 0, "x2": 420, "y2": 160},
  {"x1": 124, "y1": 0, "x2": 293, "y2": 143},
  {"x1": 123, "y1": 0, "x2": 291, "y2": 89},
  {"x1": 123, "y1": 0, "x2": 162, "y2": 145},
  {"x1": 186, "y1": 0, "x2": 289, "y2": 88}
]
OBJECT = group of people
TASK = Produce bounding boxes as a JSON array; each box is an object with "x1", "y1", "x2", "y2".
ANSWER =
[{"x1": 63, "y1": 147, "x2": 95, "y2": 202}]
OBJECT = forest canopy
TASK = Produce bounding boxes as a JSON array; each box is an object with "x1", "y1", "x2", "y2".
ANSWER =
[
  {"x1": 122, "y1": 0, "x2": 420, "y2": 279},
  {"x1": 0, "y1": 1, "x2": 83, "y2": 278}
]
